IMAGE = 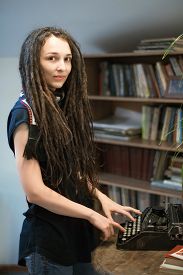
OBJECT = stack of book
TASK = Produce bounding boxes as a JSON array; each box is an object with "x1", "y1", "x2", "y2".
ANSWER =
[
  {"x1": 135, "y1": 37, "x2": 183, "y2": 53},
  {"x1": 160, "y1": 245, "x2": 183, "y2": 272},
  {"x1": 93, "y1": 107, "x2": 141, "y2": 141},
  {"x1": 151, "y1": 155, "x2": 183, "y2": 191}
]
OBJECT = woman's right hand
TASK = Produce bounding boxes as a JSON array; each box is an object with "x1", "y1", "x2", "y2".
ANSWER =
[{"x1": 88, "y1": 211, "x2": 125, "y2": 241}]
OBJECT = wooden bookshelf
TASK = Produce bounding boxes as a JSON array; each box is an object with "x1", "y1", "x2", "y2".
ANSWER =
[{"x1": 84, "y1": 50, "x2": 183, "y2": 205}]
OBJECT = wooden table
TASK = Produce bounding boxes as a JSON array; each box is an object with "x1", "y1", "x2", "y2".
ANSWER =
[
  {"x1": 93, "y1": 238, "x2": 182, "y2": 275},
  {"x1": 0, "y1": 240, "x2": 181, "y2": 275}
]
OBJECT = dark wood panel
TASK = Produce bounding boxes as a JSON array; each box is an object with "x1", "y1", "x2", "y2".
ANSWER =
[{"x1": 0, "y1": 265, "x2": 27, "y2": 272}]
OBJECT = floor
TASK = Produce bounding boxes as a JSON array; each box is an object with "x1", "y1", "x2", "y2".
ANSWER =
[{"x1": 0, "y1": 273, "x2": 28, "y2": 275}]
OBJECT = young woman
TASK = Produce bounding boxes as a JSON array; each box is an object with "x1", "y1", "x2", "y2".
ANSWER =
[{"x1": 7, "y1": 27, "x2": 141, "y2": 275}]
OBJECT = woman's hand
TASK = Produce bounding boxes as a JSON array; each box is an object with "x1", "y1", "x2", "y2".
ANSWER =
[
  {"x1": 99, "y1": 192, "x2": 141, "y2": 221},
  {"x1": 87, "y1": 190, "x2": 142, "y2": 241},
  {"x1": 95, "y1": 191, "x2": 142, "y2": 235},
  {"x1": 88, "y1": 210, "x2": 125, "y2": 241}
]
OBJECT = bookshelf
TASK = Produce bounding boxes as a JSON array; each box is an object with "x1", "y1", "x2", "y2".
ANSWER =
[{"x1": 84, "y1": 50, "x2": 183, "y2": 207}]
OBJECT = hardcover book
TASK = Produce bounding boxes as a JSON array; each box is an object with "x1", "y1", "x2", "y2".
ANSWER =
[{"x1": 160, "y1": 245, "x2": 183, "y2": 271}]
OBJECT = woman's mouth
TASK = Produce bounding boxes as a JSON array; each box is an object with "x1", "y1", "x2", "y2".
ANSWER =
[{"x1": 54, "y1": 75, "x2": 66, "y2": 81}]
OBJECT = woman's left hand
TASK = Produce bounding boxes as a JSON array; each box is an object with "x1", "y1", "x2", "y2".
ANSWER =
[{"x1": 98, "y1": 192, "x2": 142, "y2": 223}]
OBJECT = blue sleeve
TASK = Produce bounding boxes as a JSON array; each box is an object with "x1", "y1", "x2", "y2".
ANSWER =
[{"x1": 7, "y1": 107, "x2": 29, "y2": 153}]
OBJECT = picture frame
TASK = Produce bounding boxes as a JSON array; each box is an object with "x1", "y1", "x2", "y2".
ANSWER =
[{"x1": 164, "y1": 77, "x2": 183, "y2": 98}]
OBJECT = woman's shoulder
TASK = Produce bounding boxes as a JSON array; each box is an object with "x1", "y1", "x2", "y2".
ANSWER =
[
  {"x1": 10, "y1": 92, "x2": 30, "y2": 114},
  {"x1": 7, "y1": 92, "x2": 35, "y2": 152},
  {"x1": 8, "y1": 92, "x2": 36, "y2": 128},
  {"x1": 7, "y1": 98, "x2": 29, "y2": 129}
]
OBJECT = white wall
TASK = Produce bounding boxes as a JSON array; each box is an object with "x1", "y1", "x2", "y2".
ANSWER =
[
  {"x1": 0, "y1": 58, "x2": 27, "y2": 263},
  {"x1": 1, "y1": 0, "x2": 183, "y2": 57}
]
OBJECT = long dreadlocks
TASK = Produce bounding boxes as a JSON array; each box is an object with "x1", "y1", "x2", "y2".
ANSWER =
[{"x1": 19, "y1": 26, "x2": 98, "y2": 195}]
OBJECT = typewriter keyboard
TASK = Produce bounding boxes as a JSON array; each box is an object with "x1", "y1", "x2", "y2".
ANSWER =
[{"x1": 119, "y1": 215, "x2": 141, "y2": 243}]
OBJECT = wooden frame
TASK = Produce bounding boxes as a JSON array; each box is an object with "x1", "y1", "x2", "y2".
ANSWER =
[{"x1": 164, "y1": 77, "x2": 183, "y2": 98}]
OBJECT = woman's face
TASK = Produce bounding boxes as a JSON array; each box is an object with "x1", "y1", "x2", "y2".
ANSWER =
[{"x1": 40, "y1": 34, "x2": 72, "y2": 91}]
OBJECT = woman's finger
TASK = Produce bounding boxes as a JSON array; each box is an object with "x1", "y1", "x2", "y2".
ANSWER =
[
  {"x1": 113, "y1": 206, "x2": 142, "y2": 222},
  {"x1": 105, "y1": 210, "x2": 113, "y2": 221},
  {"x1": 117, "y1": 209, "x2": 136, "y2": 222},
  {"x1": 111, "y1": 220, "x2": 126, "y2": 233},
  {"x1": 122, "y1": 206, "x2": 142, "y2": 215}
]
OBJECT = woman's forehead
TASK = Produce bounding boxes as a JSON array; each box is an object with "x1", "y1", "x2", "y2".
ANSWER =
[{"x1": 41, "y1": 35, "x2": 71, "y2": 55}]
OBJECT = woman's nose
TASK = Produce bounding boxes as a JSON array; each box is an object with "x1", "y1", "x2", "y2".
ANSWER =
[{"x1": 57, "y1": 59, "x2": 66, "y2": 71}]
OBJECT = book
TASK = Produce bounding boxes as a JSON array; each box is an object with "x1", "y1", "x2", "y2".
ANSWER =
[
  {"x1": 120, "y1": 146, "x2": 130, "y2": 177},
  {"x1": 151, "y1": 179, "x2": 182, "y2": 191},
  {"x1": 135, "y1": 37, "x2": 183, "y2": 53},
  {"x1": 135, "y1": 64, "x2": 150, "y2": 97},
  {"x1": 148, "y1": 64, "x2": 161, "y2": 97},
  {"x1": 167, "y1": 107, "x2": 176, "y2": 144},
  {"x1": 155, "y1": 62, "x2": 168, "y2": 95},
  {"x1": 141, "y1": 105, "x2": 153, "y2": 140},
  {"x1": 170, "y1": 246, "x2": 183, "y2": 260},
  {"x1": 164, "y1": 63, "x2": 175, "y2": 77},
  {"x1": 143, "y1": 64, "x2": 156, "y2": 97},
  {"x1": 99, "y1": 61, "x2": 110, "y2": 96},
  {"x1": 129, "y1": 147, "x2": 143, "y2": 179},
  {"x1": 139, "y1": 37, "x2": 178, "y2": 43},
  {"x1": 150, "y1": 106, "x2": 161, "y2": 141},
  {"x1": 160, "y1": 258, "x2": 183, "y2": 271},
  {"x1": 141, "y1": 149, "x2": 150, "y2": 180},
  {"x1": 152, "y1": 151, "x2": 168, "y2": 181},
  {"x1": 93, "y1": 107, "x2": 142, "y2": 135},
  {"x1": 160, "y1": 245, "x2": 183, "y2": 271},
  {"x1": 160, "y1": 106, "x2": 172, "y2": 141},
  {"x1": 94, "y1": 131, "x2": 140, "y2": 141},
  {"x1": 176, "y1": 108, "x2": 183, "y2": 144},
  {"x1": 111, "y1": 64, "x2": 120, "y2": 96},
  {"x1": 137, "y1": 191, "x2": 150, "y2": 211},
  {"x1": 164, "y1": 245, "x2": 183, "y2": 258},
  {"x1": 169, "y1": 57, "x2": 183, "y2": 76},
  {"x1": 108, "y1": 185, "x2": 122, "y2": 204}
]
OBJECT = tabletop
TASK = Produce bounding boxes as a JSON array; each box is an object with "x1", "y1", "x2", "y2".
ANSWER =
[{"x1": 93, "y1": 238, "x2": 182, "y2": 275}]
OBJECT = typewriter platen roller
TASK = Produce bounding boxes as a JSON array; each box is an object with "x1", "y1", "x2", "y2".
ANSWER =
[{"x1": 116, "y1": 203, "x2": 183, "y2": 250}]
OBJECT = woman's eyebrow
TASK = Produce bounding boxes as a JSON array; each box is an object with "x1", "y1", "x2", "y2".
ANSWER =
[{"x1": 46, "y1": 52, "x2": 72, "y2": 56}]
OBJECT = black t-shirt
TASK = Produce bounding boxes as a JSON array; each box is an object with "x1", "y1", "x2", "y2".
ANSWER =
[{"x1": 7, "y1": 94, "x2": 100, "y2": 266}]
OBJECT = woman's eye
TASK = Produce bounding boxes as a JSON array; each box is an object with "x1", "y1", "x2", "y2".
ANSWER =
[
  {"x1": 48, "y1": 56, "x2": 56, "y2": 61},
  {"x1": 65, "y1": 57, "x2": 72, "y2": 62}
]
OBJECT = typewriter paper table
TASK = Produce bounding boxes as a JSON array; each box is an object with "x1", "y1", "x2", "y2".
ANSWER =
[{"x1": 93, "y1": 238, "x2": 180, "y2": 275}]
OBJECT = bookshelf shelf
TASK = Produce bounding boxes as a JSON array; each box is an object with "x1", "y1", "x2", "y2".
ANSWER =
[
  {"x1": 84, "y1": 50, "x2": 183, "y2": 59},
  {"x1": 99, "y1": 172, "x2": 182, "y2": 199},
  {"x1": 89, "y1": 95, "x2": 183, "y2": 104},
  {"x1": 95, "y1": 137, "x2": 183, "y2": 152}
]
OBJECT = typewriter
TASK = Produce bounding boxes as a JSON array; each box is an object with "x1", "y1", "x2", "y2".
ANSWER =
[{"x1": 116, "y1": 203, "x2": 183, "y2": 250}]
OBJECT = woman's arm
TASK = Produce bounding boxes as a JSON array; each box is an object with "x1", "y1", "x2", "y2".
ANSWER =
[{"x1": 14, "y1": 123, "x2": 124, "y2": 240}]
